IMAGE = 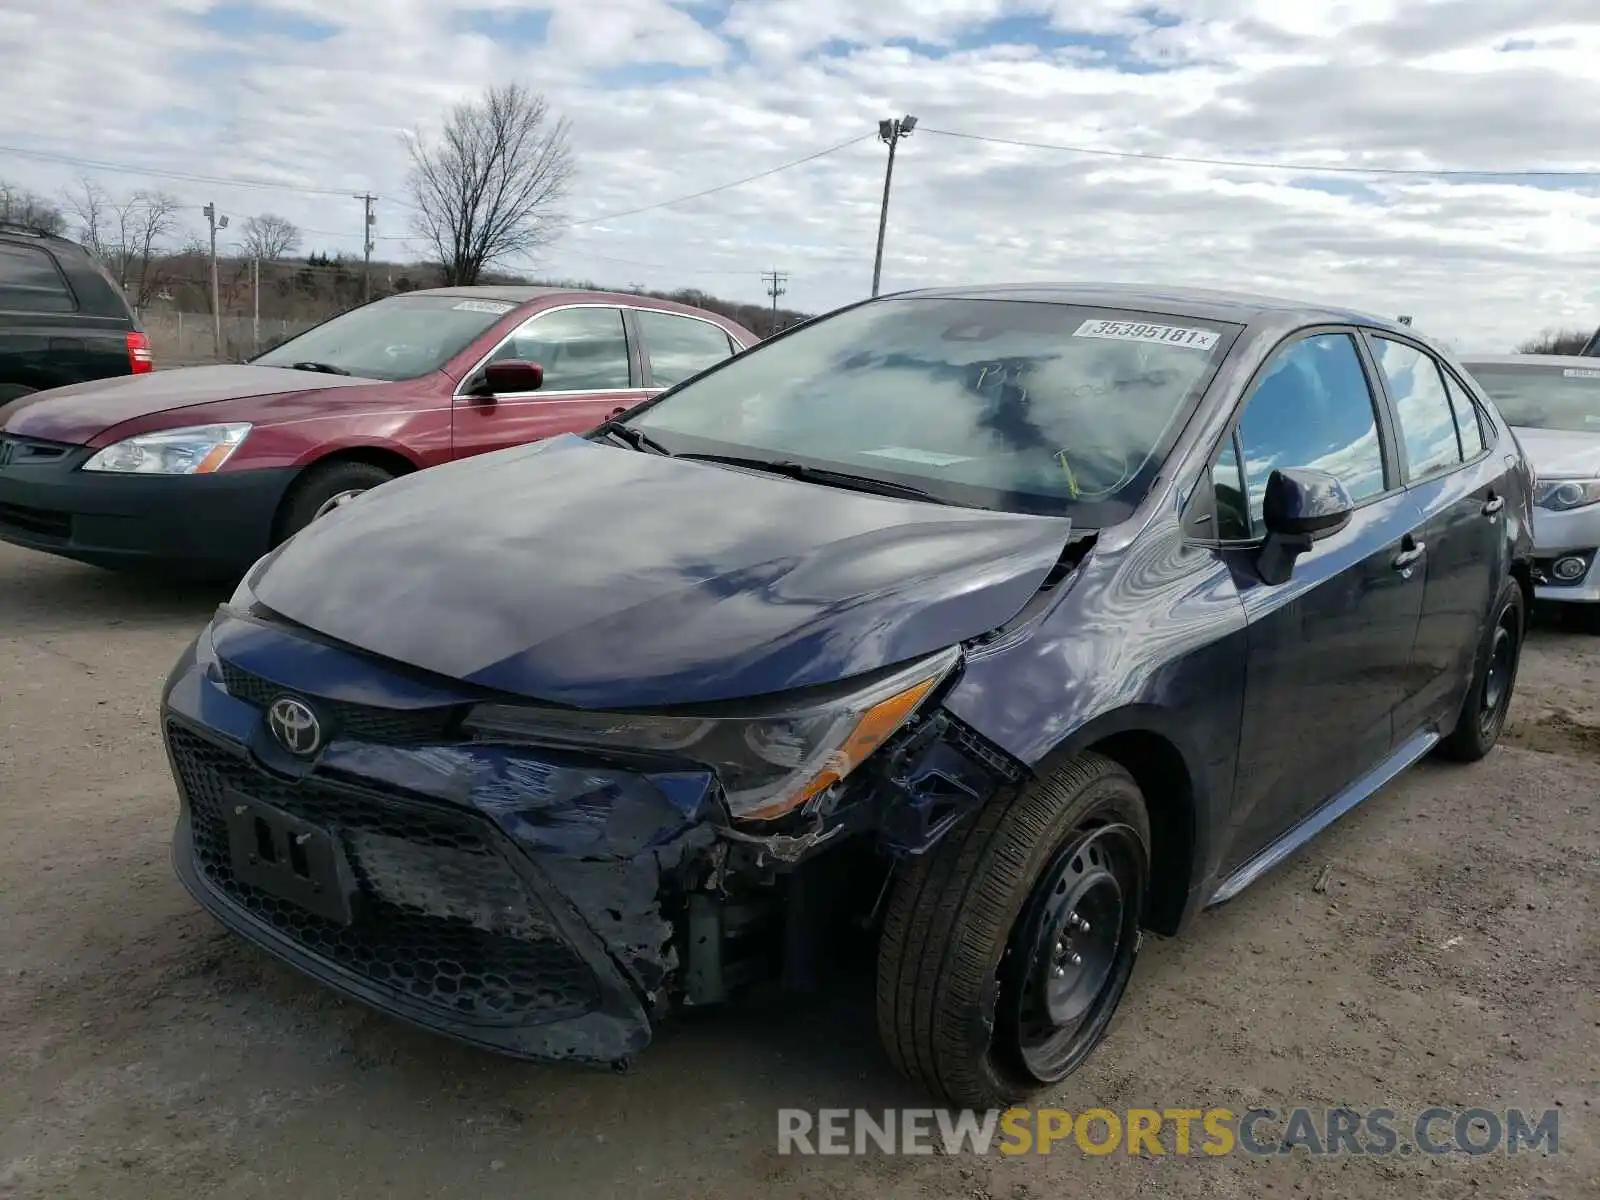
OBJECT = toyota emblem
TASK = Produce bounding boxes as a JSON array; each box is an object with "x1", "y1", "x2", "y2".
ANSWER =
[{"x1": 267, "y1": 696, "x2": 322, "y2": 756}]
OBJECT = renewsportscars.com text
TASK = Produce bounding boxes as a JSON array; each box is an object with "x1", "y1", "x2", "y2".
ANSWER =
[{"x1": 777, "y1": 1106, "x2": 1560, "y2": 1157}]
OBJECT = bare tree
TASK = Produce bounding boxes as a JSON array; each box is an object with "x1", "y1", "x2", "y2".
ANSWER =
[
  {"x1": 65, "y1": 179, "x2": 184, "y2": 309},
  {"x1": 0, "y1": 180, "x2": 67, "y2": 235},
  {"x1": 1517, "y1": 328, "x2": 1593, "y2": 355},
  {"x1": 406, "y1": 83, "x2": 575, "y2": 285},
  {"x1": 239, "y1": 214, "x2": 302, "y2": 263}
]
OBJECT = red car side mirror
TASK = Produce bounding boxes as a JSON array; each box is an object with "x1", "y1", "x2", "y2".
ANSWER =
[{"x1": 482, "y1": 359, "x2": 544, "y2": 395}]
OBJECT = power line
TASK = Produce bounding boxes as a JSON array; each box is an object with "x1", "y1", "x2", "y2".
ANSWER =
[
  {"x1": 918, "y1": 127, "x2": 1600, "y2": 180},
  {"x1": 556, "y1": 134, "x2": 872, "y2": 228},
  {"x1": 0, "y1": 143, "x2": 371, "y2": 196}
]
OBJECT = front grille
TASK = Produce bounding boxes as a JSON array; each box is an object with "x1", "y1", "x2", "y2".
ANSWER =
[
  {"x1": 0, "y1": 501, "x2": 70, "y2": 539},
  {"x1": 0, "y1": 435, "x2": 71, "y2": 464},
  {"x1": 169, "y1": 724, "x2": 600, "y2": 1026},
  {"x1": 219, "y1": 660, "x2": 464, "y2": 744}
]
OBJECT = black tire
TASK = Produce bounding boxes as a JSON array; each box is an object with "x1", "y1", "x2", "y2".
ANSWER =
[
  {"x1": 276, "y1": 460, "x2": 396, "y2": 544},
  {"x1": 1437, "y1": 578, "x2": 1525, "y2": 762},
  {"x1": 876, "y1": 752, "x2": 1151, "y2": 1109}
]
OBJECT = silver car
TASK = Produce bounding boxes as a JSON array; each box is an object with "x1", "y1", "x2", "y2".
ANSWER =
[{"x1": 1460, "y1": 354, "x2": 1600, "y2": 628}]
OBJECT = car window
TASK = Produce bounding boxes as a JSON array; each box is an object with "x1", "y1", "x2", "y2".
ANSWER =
[
  {"x1": 1232, "y1": 332, "x2": 1387, "y2": 536},
  {"x1": 1440, "y1": 370, "x2": 1486, "y2": 458},
  {"x1": 253, "y1": 293, "x2": 522, "y2": 381},
  {"x1": 1210, "y1": 433, "x2": 1251, "y2": 540},
  {"x1": 1369, "y1": 336, "x2": 1464, "y2": 481},
  {"x1": 629, "y1": 297, "x2": 1239, "y2": 523},
  {"x1": 1461, "y1": 363, "x2": 1600, "y2": 434},
  {"x1": 0, "y1": 242, "x2": 76, "y2": 313},
  {"x1": 636, "y1": 309, "x2": 735, "y2": 387},
  {"x1": 487, "y1": 306, "x2": 632, "y2": 391}
]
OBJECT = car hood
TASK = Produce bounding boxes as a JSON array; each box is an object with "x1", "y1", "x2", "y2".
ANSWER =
[
  {"x1": 253, "y1": 434, "x2": 1075, "y2": 708},
  {"x1": 1512, "y1": 426, "x2": 1600, "y2": 478},
  {"x1": 0, "y1": 365, "x2": 378, "y2": 444}
]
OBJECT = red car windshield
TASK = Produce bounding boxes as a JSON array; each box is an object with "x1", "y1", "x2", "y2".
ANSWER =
[{"x1": 252, "y1": 294, "x2": 518, "y2": 381}]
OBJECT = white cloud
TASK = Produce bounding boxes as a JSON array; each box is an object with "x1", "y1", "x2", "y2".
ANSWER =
[{"x1": 2, "y1": 0, "x2": 1599, "y2": 349}]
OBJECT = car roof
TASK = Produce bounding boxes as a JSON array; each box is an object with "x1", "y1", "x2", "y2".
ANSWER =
[
  {"x1": 1457, "y1": 352, "x2": 1598, "y2": 367},
  {"x1": 885, "y1": 281, "x2": 1411, "y2": 334},
  {"x1": 400, "y1": 284, "x2": 749, "y2": 331},
  {"x1": 404, "y1": 285, "x2": 579, "y2": 304}
]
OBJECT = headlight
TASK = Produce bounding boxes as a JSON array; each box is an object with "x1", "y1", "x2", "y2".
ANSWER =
[
  {"x1": 1533, "y1": 478, "x2": 1600, "y2": 512},
  {"x1": 83, "y1": 423, "x2": 252, "y2": 474},
  {"x1": 463, "y1": 647, "x2": 961, "y2": 822}
]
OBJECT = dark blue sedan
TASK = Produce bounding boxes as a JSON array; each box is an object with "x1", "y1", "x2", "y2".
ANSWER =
[{"x1": 161, "y1": 284, "x2": 1535, "y2": 1108}]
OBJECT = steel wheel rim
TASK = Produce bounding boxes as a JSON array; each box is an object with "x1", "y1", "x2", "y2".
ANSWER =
[
  {"x1": 312, "y1": 489, "x2": 367, "y2": 520},
  {"x1": 999, "y1": 821, "x2": 1146, "y2": 1084},
  {"x1": 1479, "y1": 611, "x2": 1517, "y2": 736}
]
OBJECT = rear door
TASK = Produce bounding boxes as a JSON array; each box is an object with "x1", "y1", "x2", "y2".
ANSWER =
[
  {"x1": 450, "y1": 304, "x2": 648, "y2": 459},
  {"x1": 1365, "y1": 334, "x2": 1508, "y2": 736},
  {"x1": 631, "y1": 307, "x2": 741, "y2": 393},
  {"x1": 1216, "y1": 329, "x2": 1428, "y2": 868}
]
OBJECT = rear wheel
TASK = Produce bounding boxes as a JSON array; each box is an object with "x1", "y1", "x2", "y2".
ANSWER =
[
  {"x1": 1437, "y1": 578, "x2": 1525, "y2": 762},
  {"x1": 276, "y1": 460, "x2": 397, "y2": 544},
  {"x1": 875, "y1": 752, "x2": 1150, "y2": 1109}
]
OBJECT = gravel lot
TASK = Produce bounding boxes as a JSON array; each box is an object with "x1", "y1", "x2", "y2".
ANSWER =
[{"x1": 1, "y1": 539, "x2": 1596, "y2": 1200}]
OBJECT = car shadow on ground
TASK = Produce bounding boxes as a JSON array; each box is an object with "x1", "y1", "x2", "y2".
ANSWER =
[{"x1": 0, "y1": 554, "x2": 230, "y2": 627}]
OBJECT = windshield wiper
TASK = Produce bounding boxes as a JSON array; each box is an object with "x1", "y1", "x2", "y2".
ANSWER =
[
  {"x1": 676, "y1": 453, "x2": 954, "y2": 505},
  {"x1": 287, "y1": 361, "x2": 351, "y2": 376},
  {"x1": 592, "y1": 420, "x2": 672, "y2": 456}
]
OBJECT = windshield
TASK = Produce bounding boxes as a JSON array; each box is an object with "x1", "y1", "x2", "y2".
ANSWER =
[
  {"x1": 252, "y1": 294, "x2": 519, "y2": 381},
  {"x1": 1463, "y1": 363, "x2": 1600, "y2": 433},
  {"x1": 627, "y1": 297, "x2": 1238, "y2": 522}
]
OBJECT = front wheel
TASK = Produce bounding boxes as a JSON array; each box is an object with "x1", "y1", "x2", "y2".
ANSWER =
[
  {"x1": 275, "y1": 460, "x2": 397, "y2": 545},
  {"x1": 875, "y1": 752, "x2": 1150, "y2": 1109},
  {"x1": 1437, "y1": 578, "x2": 1525, "y2": 762}
]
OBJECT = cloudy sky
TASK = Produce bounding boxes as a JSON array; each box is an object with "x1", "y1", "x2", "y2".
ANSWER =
[{"x1": 3, "y1": 0, "x2": 1599, "y2": 349}]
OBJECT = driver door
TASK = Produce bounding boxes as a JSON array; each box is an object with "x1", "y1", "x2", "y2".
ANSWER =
[
  {"x1": 1216, "y1": 330, "x2": 1428, "y2": 870},
  {"x1": 451, "y1": 305, "x2": 648, "y2": 460}
]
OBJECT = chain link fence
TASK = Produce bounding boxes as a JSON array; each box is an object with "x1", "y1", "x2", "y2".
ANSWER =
[{"x1": 139, "y1": 310, "x2": 319, "y2": 367}]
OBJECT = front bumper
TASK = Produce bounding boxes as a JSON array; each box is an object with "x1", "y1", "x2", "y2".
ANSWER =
[
  {"x1": 1531, "y1": 504, "x2": 1600, "y2": 603},
  {"x1": 162, "y1": 612, "x2": 720, "y2": 1064},
  {"x1": 0, "y1": 433, "x2": 294, "y2": 573}
]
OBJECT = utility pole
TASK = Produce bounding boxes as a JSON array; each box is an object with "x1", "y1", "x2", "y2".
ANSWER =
[
  {"x1": 355, "y1": 194, "x2": 377, "y2": 303},
  {"x1": 762, "y1": 268, "x2": 787, "y2": 336},
  {"x1": 871, "y1": 114, "x2": 917, "y2": 298},
  {"x1": 202, "y1": 202, "x2": 229, "y2": 359},
  {"x1": 252, "y1": 257, "x2": 260, "y2": 354}
]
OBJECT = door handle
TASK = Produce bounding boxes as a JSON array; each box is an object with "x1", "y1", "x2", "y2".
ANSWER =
[
  {"x1": 1482, "y1": 494, "x2": 1505, "y2": 516},
  {"x1": 1392, "y1": 541, "x2": 1426, "y2": 571}
]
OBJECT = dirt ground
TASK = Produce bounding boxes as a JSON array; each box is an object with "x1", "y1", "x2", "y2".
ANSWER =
[{"x1": 1, "y1": 540, "x2": 1597, "y2": 1200}]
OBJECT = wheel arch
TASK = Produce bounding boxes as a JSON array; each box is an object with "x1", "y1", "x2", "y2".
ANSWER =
[
  {"x1": 1031, "y1": 705, "x2": 1216, "y2": 937},
  {"x1": 270, "y1": 444, "x2": 423, "y2": 543}
]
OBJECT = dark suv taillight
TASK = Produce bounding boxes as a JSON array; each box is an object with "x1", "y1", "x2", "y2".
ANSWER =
[{"x1": 127, "y1": 331, "x2": 154, "y2": 374}]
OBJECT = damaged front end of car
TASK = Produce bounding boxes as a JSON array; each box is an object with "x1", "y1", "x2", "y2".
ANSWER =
[{"x1": 161, "y1": 586, "x2": 1059, "y2": 1070}]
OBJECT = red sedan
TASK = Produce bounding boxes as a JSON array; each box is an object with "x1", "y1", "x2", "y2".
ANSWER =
[{"x1": 0, "y1": 287, "x2": 757, "y2": 576}]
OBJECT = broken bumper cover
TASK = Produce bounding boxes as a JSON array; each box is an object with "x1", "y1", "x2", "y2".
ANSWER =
[{"x1": 162, "y1": 618, "x2": 718, "y2": 1067}]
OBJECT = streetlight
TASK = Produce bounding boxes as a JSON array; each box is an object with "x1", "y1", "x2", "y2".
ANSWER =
[{"x1": 871, "y1": 114, "x2": 917, "y2": 298}]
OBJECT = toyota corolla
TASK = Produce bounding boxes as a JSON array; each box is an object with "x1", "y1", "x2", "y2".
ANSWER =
[{"x1": 161, "y1": 284, "x2": 1534, "y2": 1108}]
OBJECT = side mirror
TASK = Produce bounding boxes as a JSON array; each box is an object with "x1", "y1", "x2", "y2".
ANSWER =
[
  {"x1": 481, "y1": 359, "x2": 543, "y2": 396},
  {"x1": 1256, "y1": 467, "x2": 1353, "y2": 585}
]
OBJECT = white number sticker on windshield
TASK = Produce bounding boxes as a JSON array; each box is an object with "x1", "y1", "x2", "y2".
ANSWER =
[
  {"x1": 453, "y1": 300, "x2": 516, "y2": 315},
  {"x1": 1562, "y1": 367, "x2": 1600, "y2": 379},
  {"x1": 1073, "y1": 319, "x2": 1219, "y2": 351}
]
